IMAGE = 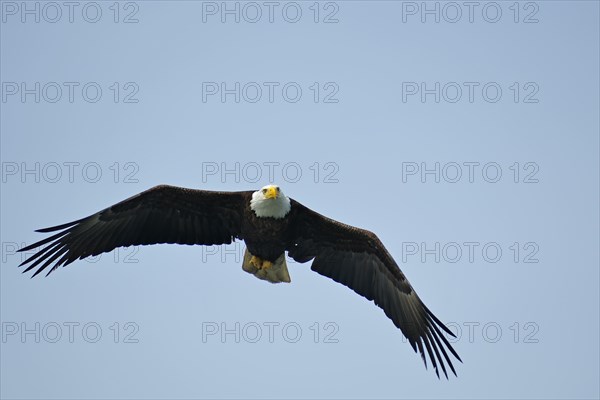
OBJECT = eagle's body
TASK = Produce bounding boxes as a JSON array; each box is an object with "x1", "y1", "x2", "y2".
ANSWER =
[
  {"x1": 240, "y1": 187, "x2": 293, "y2": 283},
  {"x1": 242, "y1": 206, "x2": 290, "y2": 262},
  {"x1": 18, "y1": 184, "x2": 462, "y2": 378}
]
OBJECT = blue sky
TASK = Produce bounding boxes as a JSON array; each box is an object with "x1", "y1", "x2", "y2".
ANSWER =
[{"x1": 1, "y1": 1, "x2": 599, "y2": 399}]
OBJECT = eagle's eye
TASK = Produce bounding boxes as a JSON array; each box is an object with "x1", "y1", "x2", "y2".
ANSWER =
[
  {"x1": 262, "y1": 189, "x2": 267, "y2": 194},
  {"x1": 276, "y1": 187, "x2": 280, "y2": 192}
]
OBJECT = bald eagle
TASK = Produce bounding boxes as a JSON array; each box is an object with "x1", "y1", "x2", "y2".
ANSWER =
[{"x1": 18, "y1": 184, "x2": 461, "y2": 378}]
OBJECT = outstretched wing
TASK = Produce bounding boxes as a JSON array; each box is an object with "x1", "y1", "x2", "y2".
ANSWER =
[
  {"x1": 19, "y1": 185, "x2": 251, "y2": 277},
  {"x1": 286, "y1": 199, "x2": 462, "y2": 378}
]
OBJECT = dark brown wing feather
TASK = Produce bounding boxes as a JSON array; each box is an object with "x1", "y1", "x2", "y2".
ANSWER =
[
  {"x1": 19, "y1": 185, "x2": 250, "y2": 278},
  {"x1": 286, "y1": 199, "x2": 462, "y2": 378}
]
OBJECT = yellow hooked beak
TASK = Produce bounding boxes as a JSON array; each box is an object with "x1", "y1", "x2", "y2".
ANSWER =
[{"x1": 264, "y1": 186, "x2": 278, "y2": 199}]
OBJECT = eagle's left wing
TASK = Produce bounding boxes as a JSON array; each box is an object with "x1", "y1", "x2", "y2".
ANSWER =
[{"x1": 285, "y1": 199, "x2": 462, "y2": 378}]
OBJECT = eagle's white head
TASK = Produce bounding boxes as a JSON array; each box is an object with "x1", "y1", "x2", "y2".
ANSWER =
[{"x1": 250, "y1": 184, "x2": 291, "y2": 219}]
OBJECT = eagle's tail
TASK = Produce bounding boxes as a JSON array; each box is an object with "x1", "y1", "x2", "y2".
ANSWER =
[{"x1": 242, "y1": 249, "x2": 291, "y2": 284}]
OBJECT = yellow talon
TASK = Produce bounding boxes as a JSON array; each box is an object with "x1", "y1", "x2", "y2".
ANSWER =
[
  {"x1": 250, "y1": 255, "x2": 261, "y2": 268},
  {"x1": 249, "y1": 255, "x2": 273, "y2": 270}
]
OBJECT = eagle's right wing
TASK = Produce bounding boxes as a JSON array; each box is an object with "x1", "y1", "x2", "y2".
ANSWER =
[{"x1": 19, "y1": 185, "x2": 251, "y2": 277}]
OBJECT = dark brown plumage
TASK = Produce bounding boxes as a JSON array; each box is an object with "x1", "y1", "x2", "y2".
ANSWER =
[{"x1": 18, "y1": 184, "x2": 461, "y2": 378}]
